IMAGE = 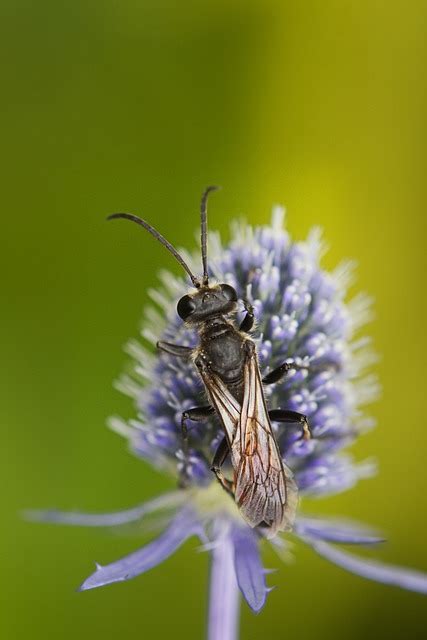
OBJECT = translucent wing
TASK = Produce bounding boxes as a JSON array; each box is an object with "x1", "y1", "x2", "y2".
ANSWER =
[
  {"x1": 233, "y1": 345, "x2": 298, "y2": 537},
  {"x1": 198, "y1": 366, "x2": 241, "y2": 445},
  {"x1": 198, "y1": 343, "x2": 298, "y2": 537}
]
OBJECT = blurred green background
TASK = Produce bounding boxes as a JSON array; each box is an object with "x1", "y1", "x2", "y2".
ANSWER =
[{"x1": 1, "y1": 1, "x2": 426, "y2": 638}]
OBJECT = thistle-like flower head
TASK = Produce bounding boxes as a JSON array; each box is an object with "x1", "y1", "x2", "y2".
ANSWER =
[
  {"x1": 30, "y1": 205, "x2": 427, "y2": 639},
  {"x1": 115, "y1": 207, "x2": 377, "y2": 497}
]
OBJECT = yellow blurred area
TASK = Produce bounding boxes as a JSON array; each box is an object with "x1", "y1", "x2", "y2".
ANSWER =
[{"x1": 1, "y1": 1, "x2": 426, "y2": 638}]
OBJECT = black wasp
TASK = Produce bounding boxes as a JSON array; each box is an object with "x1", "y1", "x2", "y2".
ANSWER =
[{"x1": 108, "y1": 187, "x2": 312, "y2": 538}]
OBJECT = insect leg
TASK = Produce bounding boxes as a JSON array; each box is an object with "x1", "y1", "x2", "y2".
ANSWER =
[
  {"x1": 179, "y1": 406, "x2": 215, "y2": 486},
  {"x1": 210, "y1": 436, "x2": 234, "y2": 496},
  {"x1": 262, "y1": 361, "x2": 309, "y2": 385},
  {"x1": 239, "y1": 301, "x2": 255, "y2": 333},
  {"x1": 263, "y1": 360, "x2": 339, "y2": 384},
  {"x1": 269, "y1": 408, "x2": 312, "y2": 441},
  {"x1": 157, "y1": 341, "x2": 192, "y2": 358}
]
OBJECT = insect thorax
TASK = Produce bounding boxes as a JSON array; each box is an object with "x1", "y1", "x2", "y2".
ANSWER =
[{"x1": 196, "y1": 320, "x2": 247, "y2": 393}]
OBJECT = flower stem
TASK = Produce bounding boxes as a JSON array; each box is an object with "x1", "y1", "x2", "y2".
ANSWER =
[{"x1": 208, "y1": 529, "x2": 240, "y2": 640}]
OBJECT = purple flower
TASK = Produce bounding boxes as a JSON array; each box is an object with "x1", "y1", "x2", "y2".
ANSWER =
[{"x1": 28, "y1": 207, "x2": 427, "y2": 639}]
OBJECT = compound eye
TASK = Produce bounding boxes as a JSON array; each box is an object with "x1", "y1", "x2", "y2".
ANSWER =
[
  {"x1": 177, "y1": 295, "x2": 196, "y2": 320},
  {"x1": 220, "y1": 284, "x2": 238, "y2": 302}
]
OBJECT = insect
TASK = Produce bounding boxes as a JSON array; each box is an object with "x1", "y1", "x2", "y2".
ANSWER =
[{"x1": 108, "y1": 187, "x2": 312, "y2": 538}]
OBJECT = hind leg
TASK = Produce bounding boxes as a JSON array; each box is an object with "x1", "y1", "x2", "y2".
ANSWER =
[
  {"x1": 269, "y1": 408, "x2": 311, "y2": 440},
  {"x1": 210, "y1": 436, "x2": 234, "y2": 496},
  {"x1": 179, "y1": 405, "x2": 214, "y2": 486}
]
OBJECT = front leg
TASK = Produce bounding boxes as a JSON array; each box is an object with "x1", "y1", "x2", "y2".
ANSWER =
[
  {"x1": 239, "y1": 300, "x2": 255, "y2": 333},
  {"x1": 179, "y1": 405, "x2": 214, "y2": 486},
  {"x1": 269, "y1": 408, "x2": 311, "y2": 441},
  {"x1": 157, "y1": 340, "x2": 192, "y2": 359}
]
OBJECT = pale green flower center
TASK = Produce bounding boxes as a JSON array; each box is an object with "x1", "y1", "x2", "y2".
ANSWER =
[{"x1": 190, "y1": 482, "x2": 242, "y2": 522}]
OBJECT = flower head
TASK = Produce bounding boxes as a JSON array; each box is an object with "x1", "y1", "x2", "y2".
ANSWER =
[
  {"x1": 29, "y1": 206, "x2": 427, "y2": 639},
  {"x1": 115, "y1": 207, "x2": 377, "y2": 495}
]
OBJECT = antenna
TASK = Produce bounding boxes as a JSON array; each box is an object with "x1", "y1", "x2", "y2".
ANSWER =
[
  {"x1": 200, "y1": 185, "x2": 220, "y2": 286},
  {"x1": 107, "y1": 212, "x2": 200, "y2": 287}
]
